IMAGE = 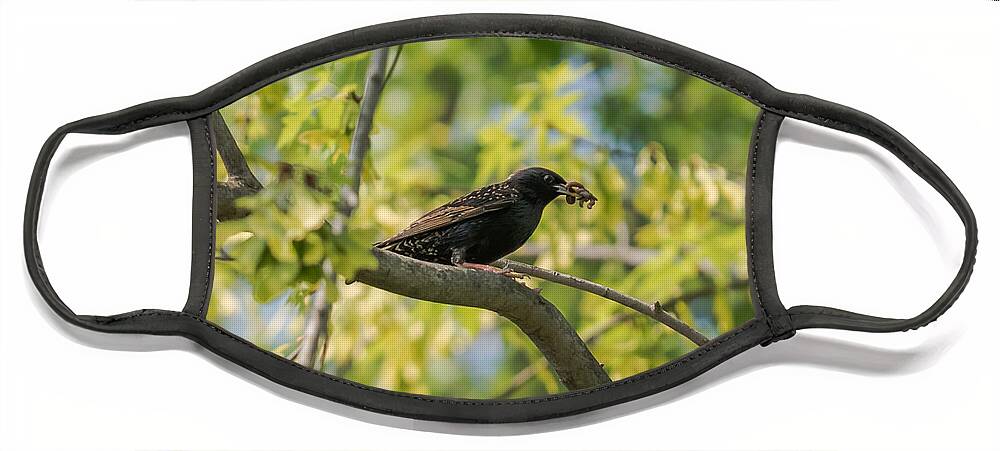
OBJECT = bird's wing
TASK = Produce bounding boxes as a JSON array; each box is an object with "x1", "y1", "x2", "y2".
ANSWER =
[{"x1": 374, "y1": 193, "x2": 515, "y2": 248}]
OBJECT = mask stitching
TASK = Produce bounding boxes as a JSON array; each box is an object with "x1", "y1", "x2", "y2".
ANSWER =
[
  {"x1": 103, "y1": 309, "x2": 760, "y2": 406},
  {"x1": 787, "y1": 309, "x2": 871, "y2": 318},
  {"x1": 199, "y1": 117, "x2": 215, "y2": 318},
  {"x1": 748, "y1": 114, "x2": 774, "y2": 331}
]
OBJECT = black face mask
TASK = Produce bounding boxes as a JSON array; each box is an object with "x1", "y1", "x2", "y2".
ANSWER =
[{"x1": 24, "y1": 14, "x2": 977, "y2": 424}]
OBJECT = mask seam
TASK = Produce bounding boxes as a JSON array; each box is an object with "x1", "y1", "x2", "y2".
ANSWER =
[
  {"x1": 103, "y1": 309, "x2": 759, "y2": 406},
  {"x1": 199, "y1": 118, "x2": 215, "y2": 318}
]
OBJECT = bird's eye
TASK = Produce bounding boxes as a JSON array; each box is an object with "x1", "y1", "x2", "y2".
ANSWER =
[{"x1": 543, "y1": 174, "x2": 554, "y2": 184}]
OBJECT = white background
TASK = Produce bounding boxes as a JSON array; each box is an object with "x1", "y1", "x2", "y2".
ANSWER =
[{"x1": 1, "y1": 1, "x2": 997, "y2": 450}]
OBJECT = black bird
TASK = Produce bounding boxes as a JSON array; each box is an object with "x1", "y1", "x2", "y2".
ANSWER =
[{"x1": 375, "y1": 167, "x2": 597, "y2": 276}]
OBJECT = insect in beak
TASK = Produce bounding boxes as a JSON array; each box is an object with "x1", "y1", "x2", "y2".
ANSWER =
[{"x1": 559, "y1": 181, "x2": 598, "y2": 209}]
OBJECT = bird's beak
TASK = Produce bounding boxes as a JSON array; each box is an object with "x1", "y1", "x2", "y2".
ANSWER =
[{"x1": 554, "y1": 183, "x2": 574, "y2": 197}]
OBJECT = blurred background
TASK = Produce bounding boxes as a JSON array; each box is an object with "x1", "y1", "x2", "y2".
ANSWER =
[{"x1": 210, "y1": 37, "x2": 759, "y2": 399}]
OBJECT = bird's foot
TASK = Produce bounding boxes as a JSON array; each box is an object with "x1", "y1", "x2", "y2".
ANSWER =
[{"x1": 461, "y1": 262, "x2": 528, "y2": 280}]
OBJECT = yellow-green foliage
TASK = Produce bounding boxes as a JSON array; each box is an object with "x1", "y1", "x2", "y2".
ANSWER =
[{"x1": 208, "y1": 38, "x2": 759, "y2": 399}]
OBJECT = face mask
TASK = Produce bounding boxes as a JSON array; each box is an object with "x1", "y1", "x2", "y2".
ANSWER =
[{"x1": 25, "y1": 14, "x2": 977, "y2": 423}]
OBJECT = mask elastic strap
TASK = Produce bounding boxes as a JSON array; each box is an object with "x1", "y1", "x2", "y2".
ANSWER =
[
  {"x1": 772, "y1": 99, "x2": 978, "y2": 333},
  {"x1": 25, "y1": 104, "x2": 210, "y2": 334}
]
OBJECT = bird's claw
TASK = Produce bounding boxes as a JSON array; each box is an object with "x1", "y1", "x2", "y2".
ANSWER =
[
  {"x1": 496, "y1": 266, "x2": 529, "y2": 280},
  {"x1": 461, "y1": 262, "x2": 529, "y2": 280}
]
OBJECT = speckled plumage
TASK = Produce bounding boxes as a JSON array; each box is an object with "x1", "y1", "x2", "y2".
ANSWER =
[{"x1": 375, "y1": 167, "x2": 577, "y2": 266}]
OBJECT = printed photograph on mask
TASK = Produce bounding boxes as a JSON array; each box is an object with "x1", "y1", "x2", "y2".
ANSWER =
[{"x1": 207, "y1": 37, "x2": 759, "y2": 399}]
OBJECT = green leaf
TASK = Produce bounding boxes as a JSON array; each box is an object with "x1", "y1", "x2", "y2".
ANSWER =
[{"x1": 252, "y1": 253, "x2": 300, "y2": 303}]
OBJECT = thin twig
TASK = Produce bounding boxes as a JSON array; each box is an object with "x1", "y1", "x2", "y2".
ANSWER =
[
  {"x1": 383, "y1": 45, "x2": 404, "y2": 87},
  {"x1": 495, "y1": 259, "x2": 710, "y2": 346},
  {"x1": 294, "y1": 280, "x2": 330, "y2": 369},
  {"x1": 341, "y1": 47, "x2": 390, "y2": 217}
]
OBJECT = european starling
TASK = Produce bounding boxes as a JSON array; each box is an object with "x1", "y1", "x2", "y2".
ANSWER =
[{"x1": 375, "y1": 167, "x2": 597, "y2": 276}]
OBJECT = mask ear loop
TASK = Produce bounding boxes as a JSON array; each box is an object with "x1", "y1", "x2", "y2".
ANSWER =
[
  {"x1": 772, "y1": 100, "x2": 978, "y2": 333},
  {"x1": 24, "y1": 106, "x2": 209, "y2": 335}
]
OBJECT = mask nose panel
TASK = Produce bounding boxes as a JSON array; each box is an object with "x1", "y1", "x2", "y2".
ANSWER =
[{"x1": 38, "y1": 123, "x2": 192, "y2": 316}]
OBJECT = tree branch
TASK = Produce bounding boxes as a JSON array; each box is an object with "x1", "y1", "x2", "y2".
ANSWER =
[
  {"x1": 354, "y1": 248, "x2": 611, "y2": 390},
  {"x1": 499, "y1": 311, "x2": 631, "y2": 398},
  {"x1": 494, "y1": 259, "x2": 710, "y2": 346},
  {"x1": 294, "y1": 279, "x2": 330, "y2": 370},
  {"x1": 340, "y1": 47, "x2": 389, "y2": 218},
  {"x1": 212, "y1": 112, "x2": 264, "y2": 221}
]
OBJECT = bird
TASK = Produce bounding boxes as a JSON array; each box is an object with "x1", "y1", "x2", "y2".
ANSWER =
[{"x1": 375, "y1": 167, "x2": 597, "y2": 277}]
